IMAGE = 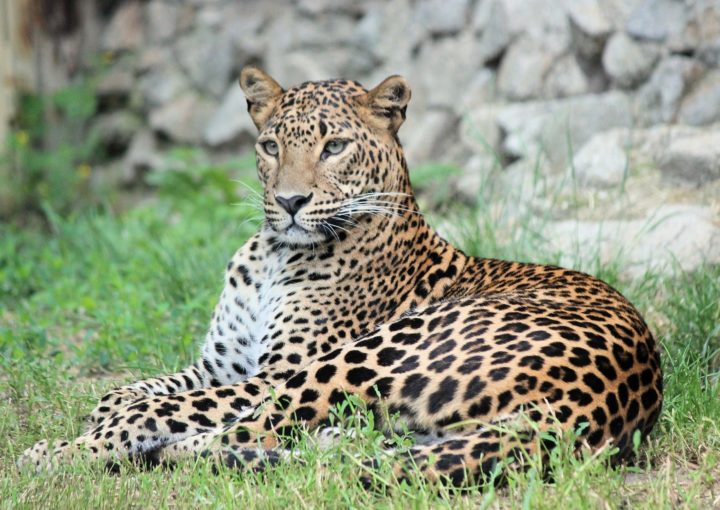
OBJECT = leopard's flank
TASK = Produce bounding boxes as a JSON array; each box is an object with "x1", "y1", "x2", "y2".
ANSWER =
[{"x1": 19, "y1": 67, "x2": 662, "y2": 485}]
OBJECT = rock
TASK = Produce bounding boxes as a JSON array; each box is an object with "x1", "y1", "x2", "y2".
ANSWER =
[
  {"x1": 454, "y1": 69, "x2": 497, "y2": 117},
  {"x1": 223, "y1": 4, "x2": 267, "y2": 62},
  {"x1": 626, "y1": 0, "x2": 688, "y2": 42},
  {"x1": 175, "y1": 28, "x2": 234, "y2": 98},
  {"x1": 602, "y1": 32, "x2": 660, "y2": 88},
  {"x1": 415, "y1": 0, "x2": 470, "y2": 35},
  {"x1": 263, "y1": 11, "x2": 372, "y2": 85},
  {"x1": 360, "y1": 0, "x2": 426, "y2": 65},
  {"x1": 566, "y1": 0, "x2": 612, "y2": 39},
  {"x1": 297, "y1": 0, "x2": 368, "y2": 16},
  {"x1": 263, "y1": 10, "x2": 358, "y2": 53},
  {"x1": 543, "y1": 54, "x2": 589, "y2": 98},
  {"x1": 570, "y1": 132, "x2": 628, "y2": 188},
  {"x1": 145, "y1": 1, "x2": 186, "y2": 43},
  {"x1": 471, "y1": 0, "x2": 511, "y2": 61},
  {"x1": 497, "y1": 36, "x2": 559, "y2": 100},
  {"x1": 459, "y1": 105, "x2": 503, "y2": 159},
  {"x1": 699, "y1": 38, "x2": 720, "y2": 68},
  {"x1": 635, "y1": 56, "x2": 705, "y2": 125},
  {"x1": 488, "y1": 0, "x2": 569, "y2": 41},
  {"x1": 415, "y1": 33, "x2": 485, "y2": 109},
  {"x1": 196, "y1": 4, "x2": 224, "y2": 28},
  {"x1": 204, "y1": 84, "x2": 257, "y2": 147},
  {"x1": 493, "y1": 91, "x2": 633, "y2": 168},
  {"x1": 149, "y1": 92, "x2": 217, "y2": 143},
  {"x1": 139, "y1": 66, "x2": 189, "y2": 107},
  {"x1": 96, "y1": 66, "x2": 134, "y2": 98},
  {"x1": 401, "y1": 110, "x2": 457, "y2": 167},
  {"x1": 499, "y1": 156, "x2": 556, "y2": 206},
  {"x1": 94, "y1": 112, "x2": 142, "y2": 151},
  {"x1": 566, "y1": 0, "x2": 612, "y2": 58},
  {"x1": 668, "y1": 0, "x2": 720, "y2": 54},
  {"x1": 677, "y1": 70, "x2": 720, "y2": 126},
  {"x1": 601, "y1": 0, "x2": 643, "y2": 31},
  {"x1": 102, "y1": 1, "x2": 145, "y2": 52},
  {"x1": 268, "y1": 47, "x2": 375, "y2": 90},
  {"x1": 454, "y1": 154, "x2": 501, "y2": 202},
  {"x1": 137, "y1": 46, "x2": 171, "y2": 73},
  {"x1": 658, "y1": 130, "x2": 720, "y2": 184},
  {"x1": 545, "y1": 205, "x2": 720, "y2": 277},
  {"x1": 122, "y1": 129, "x2": 162, "y2": 184}
]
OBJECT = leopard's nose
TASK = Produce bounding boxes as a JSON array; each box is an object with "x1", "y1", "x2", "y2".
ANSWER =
[{"x1": 275, "y1": 192, "x2": 313, "y2": 217}]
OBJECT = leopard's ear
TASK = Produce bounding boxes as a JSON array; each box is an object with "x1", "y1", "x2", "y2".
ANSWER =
[
  {"x1": 357, "y1": 75, "x2": 412, "y2": 133},
  {"x1": 239, "y1": 66, "x2": 284, "y2": 130}
]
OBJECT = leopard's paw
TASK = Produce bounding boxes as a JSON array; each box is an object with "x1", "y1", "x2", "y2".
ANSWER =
[{"x1": 17, "y1": 439, "x2": 70, "y2": 471}]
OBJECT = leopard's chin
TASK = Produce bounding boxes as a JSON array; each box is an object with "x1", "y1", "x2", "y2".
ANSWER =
[{"x1": 271, "y1": 223, "x2": 332, "y2": 248}]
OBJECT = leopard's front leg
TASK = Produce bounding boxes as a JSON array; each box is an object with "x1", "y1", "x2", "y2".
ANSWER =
[
  {"x1": 87, "y1": 362, "x2": 210, "y2": 427},
  {"x1": 89, "y1": 234, "x2": 272, "y2": 427},
  {"x1": 18, "y1": 377, "x2": 272, "y2": 470}
]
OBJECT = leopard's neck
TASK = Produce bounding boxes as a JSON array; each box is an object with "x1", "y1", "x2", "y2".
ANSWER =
[{"x1": 265, "y1": 176, "x2": 468, "y2": 321}]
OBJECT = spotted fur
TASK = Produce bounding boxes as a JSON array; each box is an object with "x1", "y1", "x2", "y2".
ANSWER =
[{"x1": 18, "y1": 67, "x2": 662, "y2": 485}]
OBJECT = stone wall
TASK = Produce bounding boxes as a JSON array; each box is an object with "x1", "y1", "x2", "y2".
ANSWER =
[{"x1": 14, "y1": 0, "x2": 720, "y2": 275}]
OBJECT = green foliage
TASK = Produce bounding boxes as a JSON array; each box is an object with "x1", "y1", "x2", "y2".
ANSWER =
[
  {"x1": 1, "y1": 80, "x2": 102, "y2": 217},
  {"x1": 410, "y1": 162, "x2": 463, "y2": 209},
  {"x1": 146, "y1": 148, "x2": 258, "y2": 214}
]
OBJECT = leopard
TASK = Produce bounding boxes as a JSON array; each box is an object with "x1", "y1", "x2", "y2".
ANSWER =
[{"x1": 18, "y1": 66, "x2": 663, "y2": 486}]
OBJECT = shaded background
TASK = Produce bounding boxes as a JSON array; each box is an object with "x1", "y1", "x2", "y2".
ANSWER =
[{"x1": 1, "y1": 0, "x2": 719, "y2": 276}]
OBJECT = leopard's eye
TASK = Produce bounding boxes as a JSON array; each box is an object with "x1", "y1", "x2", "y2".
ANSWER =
[
  {"x1": 321, "y1": 140, "x2": 347, "y2": 160},
  {"x1": 261, "y1": 140, "x2": 279, "y2": 157}
]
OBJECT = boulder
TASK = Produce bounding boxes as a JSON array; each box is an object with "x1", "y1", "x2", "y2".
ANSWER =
[
  {"x1": 625, "y1": 0, "x2": 688, "y2": 42},
  {"x1": 493, "y1": 91, "x2": 633, "y2": 168},
  {"x1": 497, "y1": 36, "x2": 559, "y2": 100},
  {"x1": 566, "y1": 0, "x2": 612, "y2": 58},
  {"x1": 175, "y1": 28, "x2": 234, "y2": 98},
  {"x1": 545, "y1": 205, "x2": 720, "y2": 277},
  {"x1": 263, "y1": 11, "x2": 374, "y2": 85},
  {"x1": 102, "y1": 1, "x2": 145, "y2": 52},
  {"x1": 454, "y1": 69, "x2": 497, "y2": 117},
  {"x1": 204, "y1": 84, "x2": 257, "y2": 147},
  {"x1": 657, "y1": 130, "x2": 720, "y2": 184},
  {"x1": 471, "y1": 0, "x2": 511, "y2": 61},
  {"x1": 139, "y1": 66, "x2": 189, "y2": 107},
  {"x1": 149, "y1": 92, "x2": 217, "y2": 144},
  {"x1": 668, "y1": 0, "x2": 720, "y2": 54},
  {"x1": 297, "y1": 0, "x2": 368, "y2": 16},
  {"x1": 94, "y1": 111, "x2": 142, "y2": 151},
  {"x1": 570, "y1": 132, "x2": 628, "y2": 188},
  {"x1": 677, "y1": 70, "x2": 720, "y2": 126},
  {"x1": 415, "y1": 0, "x2": 471, "y2": 35},
  {"x1": 415, "y1": 33, "x2": 486, "y2": 109},
  {"x1": 353, "y1": 0, "x2": 426, "y2": 70},
  {"x1": 223, "y1": 4, "x2": 268, "y2": 62},
  {"x1": 490, "y1": 0, "x2": 570, "y2": 42},
  {"x1": 635, "y1": 56, "x2": 705, "y2": 125},
  {"x1": 122, "y1": 129, "x2": 162, "y2": 184},
  {"x1": 602, "y1": 32, "x2": 660, "y2": 88},
  {"x1": 459, "y1": 105, "x2": 503, "y2": 156},
  {"x1": 96, "y1": 66, "x2": 134, "y2": 99},
  {"x1": 401, "y1": 110, "x2": 457, "y2": 167},
  {"x1": 543, "y1": 54, "x2": 589, "y2": 98},
  {"x1": 145, "y1": 0, "x2": 187, "y2": 43}
]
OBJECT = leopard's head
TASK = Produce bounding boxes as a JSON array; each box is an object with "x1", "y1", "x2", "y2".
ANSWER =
[{"x1": 239, "y1": 66, "x2": 412, "y2": 247}]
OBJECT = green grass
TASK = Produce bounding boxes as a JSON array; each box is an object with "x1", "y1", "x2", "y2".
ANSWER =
[{"x1": 1, "y1": 175, "x2": 719, "y2": 509}]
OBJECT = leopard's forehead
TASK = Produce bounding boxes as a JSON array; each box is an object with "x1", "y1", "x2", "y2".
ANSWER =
[{"x1": 274, "y1": 79, "x2": 368, "y2": 118}]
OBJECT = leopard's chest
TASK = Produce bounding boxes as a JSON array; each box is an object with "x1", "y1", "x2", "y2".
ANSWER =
[{"x1": 201, "y1": 247, "x2": 332, "y2": 384}]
